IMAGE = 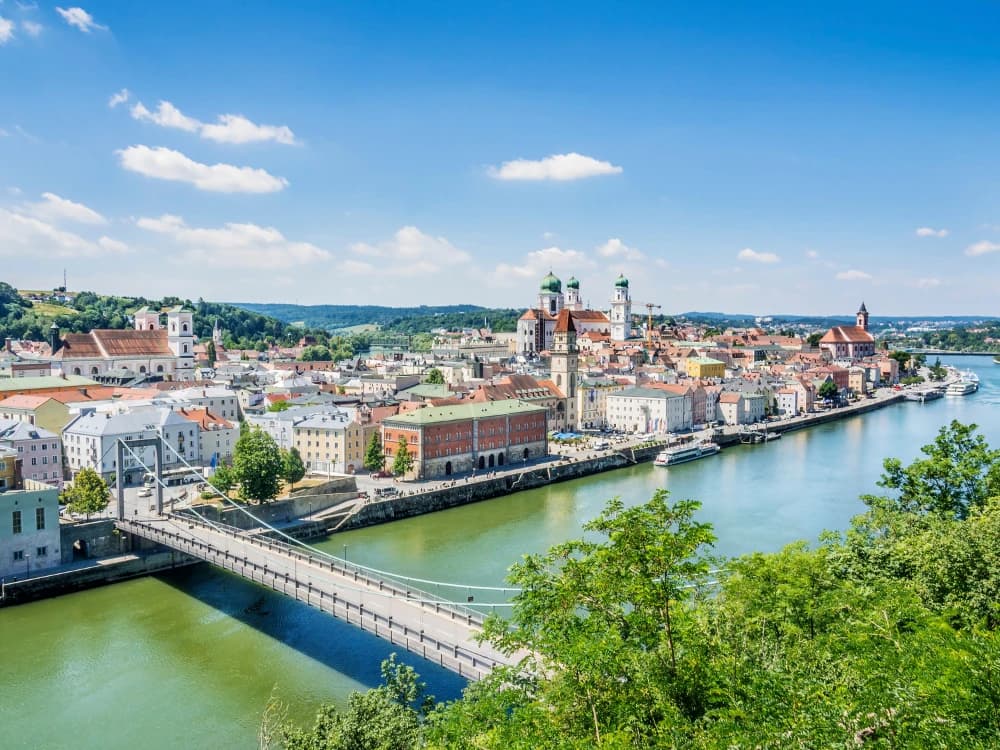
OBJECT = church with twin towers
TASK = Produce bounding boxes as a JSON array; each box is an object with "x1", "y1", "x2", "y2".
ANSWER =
[{"x1": 516, "y1": 271, "x2": 633, "y2": 354}]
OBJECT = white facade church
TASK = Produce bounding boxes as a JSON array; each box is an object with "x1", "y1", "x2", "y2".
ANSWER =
[
  {"x1": 516, "y1": 272, "x2": 632, "y2": 354},
  {"x1": 48, "y1": 306, "x2": 197, "y2": 381}
]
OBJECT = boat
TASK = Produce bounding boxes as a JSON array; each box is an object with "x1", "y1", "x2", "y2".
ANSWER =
[
  {"x1": 945, "y1": 371, "x2": 979, "y2": 396},
  {"x1": 994, "y1": 355, "x2": 1000, "y2": 365},
  {"x1": 654, "y1": 441, "x2": 721, "y2": 467}
]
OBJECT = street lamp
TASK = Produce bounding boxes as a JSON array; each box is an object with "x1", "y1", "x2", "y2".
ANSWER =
[{"x1": 24, "y1": 553, "x2": 30, "y2": 580}]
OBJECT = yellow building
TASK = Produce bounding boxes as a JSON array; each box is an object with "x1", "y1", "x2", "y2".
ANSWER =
[
  {"x1": 685, "y1": 357, "x2": 726, "y2": 379},
  {"x1": 292, "y1": 413, "x2": 369, "y2": 475},
  {"x1": 0, "y1": 446, "x2": 20, "y2": 491}
]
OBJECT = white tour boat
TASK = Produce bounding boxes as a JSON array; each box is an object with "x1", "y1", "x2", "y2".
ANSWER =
[{"x1": 653, "y1": 441, "x2": 721, "y2": 467}]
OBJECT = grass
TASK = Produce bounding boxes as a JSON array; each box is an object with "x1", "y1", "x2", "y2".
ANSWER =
[{"x1": 30, "y1": 302, "x2": 78, "y2": 317}]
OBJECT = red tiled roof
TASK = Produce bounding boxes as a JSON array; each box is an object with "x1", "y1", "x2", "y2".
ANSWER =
[
  {"x1": 0, "y1": 394, "x2": 54, "y2": 409},
  {"x1": 820, "y1": 326, "x2": 874, "y2": 344},
  {"x1": 554, "y1": 309, "x2": 576, "y2": 334},
  {"x1": 55, "y1": 329, "x2": 173, "y2": 359}
]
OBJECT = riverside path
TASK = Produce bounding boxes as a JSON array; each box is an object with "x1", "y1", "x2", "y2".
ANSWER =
[{"x1": 117, "y1": 513, "x2": 515, "y2": 681}]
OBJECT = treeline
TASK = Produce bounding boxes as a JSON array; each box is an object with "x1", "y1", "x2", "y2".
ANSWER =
[
  {"x1": 270, "y1": 420, "x2": 1000, "y2": 748},
  {"x1": 0, "y1": 282, "x2": 336, "y2": 352},
  {"x1": 902, "y1": 324, "x2": 1000, "y2": 352},
  {"x1": 235, "y1": 302, "x2": 522, "y2": 334}
]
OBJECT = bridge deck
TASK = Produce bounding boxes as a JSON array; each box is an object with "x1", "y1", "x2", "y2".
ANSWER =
[{"x1": 117, "y1": 515, "x2": 515, "y2": 681}]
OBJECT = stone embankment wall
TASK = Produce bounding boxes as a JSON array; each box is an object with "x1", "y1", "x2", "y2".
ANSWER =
[
  {"x1": 338, "y1": 444, "x2": 663, "y2": 532},
  {"x1": 192, "y1": 477, "x2": 359, "y2": 530},
  {"x1": 1, "y1": 550, "x2": 196, "y2": 606},
  {"x1": 59, "y1": 519, "x2": 130, "y2": 563}
]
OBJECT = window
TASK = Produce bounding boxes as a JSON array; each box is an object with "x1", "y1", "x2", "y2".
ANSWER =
[
  {"x1": 31, "y1": 444, "x2": 36, "y2": 451},
  {"x1": 12, "y1": 510, "x2": 22, "y2": 534},
  {"x1": 36, "y1": 507, "x2": 45, "y2": 530},
  {"x1": 36, "y1": 546, "x2": 47, "y2": 557},
  {"x1": 13, "y1": 550, "x2": 23, "y2": 561},
  {"x1": 31, "y1": 458, "x2": 36, "y2": 466}
]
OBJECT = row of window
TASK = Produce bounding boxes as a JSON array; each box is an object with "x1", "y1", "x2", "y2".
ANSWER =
[
  {"x1": 16, "y1": 443, "x2": 59, "y2": 452},
  {"x1": 12, "y1": 546, "x2": 48, "y2": 562},
  {"x1": 11, "y1": 508, "x2": 46, "y2": 534}
]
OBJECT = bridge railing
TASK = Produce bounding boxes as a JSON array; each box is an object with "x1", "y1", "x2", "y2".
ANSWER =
[
  {"x1": 117, "y1": 518, "x2": 504, "y2": 680},
  {"x1": 165, "y1": 511, "x2": 490, "y2": 626}
]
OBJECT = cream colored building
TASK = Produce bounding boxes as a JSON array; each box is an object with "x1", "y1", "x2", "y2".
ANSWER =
[{"x1": 292, "y1": 412, "x2": 370, "y2": 475}]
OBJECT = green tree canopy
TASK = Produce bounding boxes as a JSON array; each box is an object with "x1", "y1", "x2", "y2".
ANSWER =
[
  {"x1": 424, "y1": 368, "x2": 445, "y2": 385},
  {"x1": 817, "y1": 379, "x2": 839, "y2": 399},
  {"x1": 233, "y1": 426, "x2": 284, "y2": 503},
  {"x1": 282, "y1": 447, "x2": 306, "y2": 490},
  {"x1": 59, "y1": 468, "x2": 110, "y2": 519},
  {"x1": 364, "y1": 432, "x2": 384, "y2": 472},
  {"x1": 391, "y1": 436, "x2": 413, "y2": 477}
]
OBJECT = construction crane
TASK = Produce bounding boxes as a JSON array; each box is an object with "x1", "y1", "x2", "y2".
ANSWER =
[{"x1": 635, "y1": 303, "x2": 662, "y2": 345}]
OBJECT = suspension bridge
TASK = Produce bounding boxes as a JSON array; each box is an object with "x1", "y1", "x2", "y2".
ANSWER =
[{"x1": 109, "y1": 437, "x2": 521, "y2": 681}]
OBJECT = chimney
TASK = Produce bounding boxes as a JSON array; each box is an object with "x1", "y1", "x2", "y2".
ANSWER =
[
  {"x1": 49, "y1": 323, "x2": 61, "y2": 355},
  {"x1": 4, "y1": 337, "x2": 11, "y2": 353}
]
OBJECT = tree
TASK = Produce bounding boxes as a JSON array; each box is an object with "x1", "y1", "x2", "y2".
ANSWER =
[
  {"x1": 59, "y1": 468, "x2": 110, "y2": 519},
  {"x1": 888, "y1": 349, "x2": 912, "y2": 373},
  {"x1": 205, "y1": 340, "x2": 217, "y2": 367},
  {"x1": 817, "y1": 379, "x2": 839, "y2": 400},
  {"x1": 806, "y1": 331, "x2": 823, "y2": 347},
  {"x1": 392, "y1": 436, "x2": 413, "y2": 477},
  {"x1": 282, "y1": 446, "x2": 306, "y2": 490},
  {"x1": 267, "y1": 399, "x2": 290, "y2": 412},
  {"x1": 210, "y1": 462, "x2": 236, "y2": 496},
  {"x1": 364, "y1": 432, "x2": 384, "y2": 472},
  {"x1": 424, "y1": 368, "x2": 445, "y2": 385},
  {"x1": 929, "y1": 357, "x2": 947, "y2": 381},
  {"x1": 299, "y1": 344, "x2": 333, "y2": 361},
  {"x1": 232, "y1": 426, "x2": 284, "y2": 503}
]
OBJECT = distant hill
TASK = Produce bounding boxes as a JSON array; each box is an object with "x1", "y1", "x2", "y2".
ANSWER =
[{"x1": 233, "y1": 303, "x2": 523, "y2": 333}]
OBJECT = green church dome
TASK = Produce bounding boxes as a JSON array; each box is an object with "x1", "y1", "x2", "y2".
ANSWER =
[
  {"x1": 540, "y1": 271, "x2": 562, "y2": 293},
  {"x1": 614, "y1": 273, "x2": 629, "y2": 288},
  {"x1": 566, "y1": 276, "x2": 580, "y2": 290}
]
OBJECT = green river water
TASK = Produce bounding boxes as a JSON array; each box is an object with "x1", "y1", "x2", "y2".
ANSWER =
[{"x1": 2, "y1": 355, "x2": 998, "y2": 749}]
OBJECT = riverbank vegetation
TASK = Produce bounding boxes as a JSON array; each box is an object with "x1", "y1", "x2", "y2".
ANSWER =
[{"x1": 268, "y1": 419, "x2": 1000, "y2": 748}]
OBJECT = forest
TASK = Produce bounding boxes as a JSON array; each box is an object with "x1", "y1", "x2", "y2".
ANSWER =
[{"x1": 269, "y1": 420, "x2": 1000, "y2": 749}]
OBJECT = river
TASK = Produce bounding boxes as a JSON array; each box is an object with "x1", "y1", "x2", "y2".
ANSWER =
[{"x1": 2, "y1": 355, "x2": 997, "y2": 749}]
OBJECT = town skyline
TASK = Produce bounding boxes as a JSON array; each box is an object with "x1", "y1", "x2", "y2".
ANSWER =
[{"x1": 4, "y1": 2, "x2": 1000, "y2": 314}]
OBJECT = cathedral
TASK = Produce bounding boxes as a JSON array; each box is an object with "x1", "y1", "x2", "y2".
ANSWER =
[{"x1": 516, "y1": 272, "x2": 632, "y2": 353}]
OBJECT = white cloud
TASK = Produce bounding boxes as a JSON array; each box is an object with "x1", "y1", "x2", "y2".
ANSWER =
[
  {"x1": 596, "y1": 238, "x2": 644, "y2": 261},
  {"x1": 348, "y1": 226, "x2": 470, "y2": 276},
  {"x1": 835, "y1": 269, "x2": 872, "y2": 281},
  {"x1": 131, "y1": 101, "x2": 200, "y2": 132},
  {"x1": 21, "y1": 19, "x2": 41, "y2": 36},
  {"x1": 136, "y1": 214, "x2": 330, "y2": 269},
  {"x1": 56, "y1": 7, "x2": 105, "y2": 33},
  {"x1": 737, "y1": 248, "x2": 780, "y2": 264},
  {"x1": 494, "y1": 246, "x2": 594, "y2": 282},
  {"x1": 22, "y1": 192, "x2": 106, "y2": 225},
  {"x1": 915, "y1": 227, "x2": 949, "y2": 238},
  {"x1": 116, "y1": 145, "x2": 288, "y2": 193},
  {"x1": 805, "y1": 249, "x2": 820, "y2": 259},
  {"x1": 0, "y1": 208, "x2": 124, "y2": 257},
  {"x1": 0, "y1": 16, "x2": 13, "y2": 43},
  {"x1": 97, "y1": 236, "x2": 128, "y2": 254},
  {"x1": 913, "y1": 277, "x2": 942, "y2": 289},
  {"x1": 127, "y1": 98, "x2": 298, "y2": 145},
  {"x1": 965, "y1": 240, "x2": 1000, "y2": 257},
  {"x1": 489, "y1": 152, "x2": 623, "y2": 181},
  {"x1": 108, "y1": 88, "x2": 130, "y2": 108},
  {"x1": 200, "y1": 114, "x2": 297, "y2": 145}
]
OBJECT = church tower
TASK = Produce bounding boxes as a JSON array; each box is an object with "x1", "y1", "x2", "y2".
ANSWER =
[
  {"x1": 610, "y1": 273, "x2": 632, "y2": 342},
  {"x1": 537, "y1": 271, "x2": 564, "y2": 317},
  {"x1": 551, "y1": 309, "x2": 579, "y2": 430},
  {"x1": 166, "y1": 306, "x2": 196, "y2": 380},
  {"x1": 212, "y1": 318, "x2": 224, "y2": 349},
  {"x1": 856, "y1": 301, "x2": 869, "y2": 331},
  {"x1": 134, "y1": 307, "x2": 161, "y2": 331},
  {"x1": 565, "y1": 276, "x2": 583, "y2": 311}
]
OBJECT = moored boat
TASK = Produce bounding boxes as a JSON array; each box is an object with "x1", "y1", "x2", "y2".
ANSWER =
[
  {"x1": 654, "y1": 441, "x2": 721, "y2": 467},
  {"x1": 945, "y1": 371, "x2": 979, "y2": 396}
]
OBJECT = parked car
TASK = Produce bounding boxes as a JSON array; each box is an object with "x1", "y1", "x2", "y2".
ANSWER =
[{"x1": 138, "y1": 487, "x2": 153, "y2": 498}]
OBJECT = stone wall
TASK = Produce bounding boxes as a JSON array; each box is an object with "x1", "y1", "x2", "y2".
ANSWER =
[
  {"x1": 59, "y1": 519, "x2": 131, "y2": 563},
  {"x1": 191, "y1": 477, "x2": 359, "y2": 530}
]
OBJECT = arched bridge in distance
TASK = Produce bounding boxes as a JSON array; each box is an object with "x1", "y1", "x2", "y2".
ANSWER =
[{"x1": 110, "y1": 437, "x2": 519, "y2": 682}]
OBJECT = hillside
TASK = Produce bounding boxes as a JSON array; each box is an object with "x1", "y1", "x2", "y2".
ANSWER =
[
  {"x1": 233, "y1": 302, "x2": 523, "y2": 333},
  {"x1": 0, "y1": 282, "x2": 299, "y2": 349}
]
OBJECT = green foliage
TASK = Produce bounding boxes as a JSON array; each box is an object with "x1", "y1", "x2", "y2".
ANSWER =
[
  {"x1": 205, "y1": 340, "x2": 217, "y2": 366},
  {"x1": 238, "y1": 302, "x2": 522, "y2": 334},
  {"x1": 279, "y1": 656, "x2": 428, "y2": 750},
  {"x1": 901, "y1": 374, "x2": 926, "y2": 385},
  {"x1": 423, "y1": 368, "x2": 445, "y2": 385},
  {"x1": 210, "y1": 462, "x2": 236, "y2": 495},
  {"x1": 59, "y1": 468, "x2": 110, "y2": 518},
  {"x1": 364, "y1": 432, "x2": 384, "y2": 472},
  {"x1": 806, "y1": 331, "x2": 823, "y2": 347},
  {"x1": 391, "y1": 436, "x2": 413, "y2": 477},
  {"x1": 282, "y1": 447, "x2": 306, "y2": 489},
  {"x1": 929, "y1": 357, "x2": 947, "y2": 381},
  {"x1": 298, "y1": 345, "x2": 333, "y2": 361},
  {"x1": 233, "y1": 426, "x2": 284, "y2": 503},
  {"x1": 268, "y1": 400, "x2": 291, "y2": 412},
  {"x1": 817, "y1": 379, "x2": 838, "y2": 399}
]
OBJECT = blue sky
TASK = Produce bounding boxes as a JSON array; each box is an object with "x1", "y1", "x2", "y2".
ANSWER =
[{"x1": 2, "y1": 1, "x2": 1000, "y2": 315}]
